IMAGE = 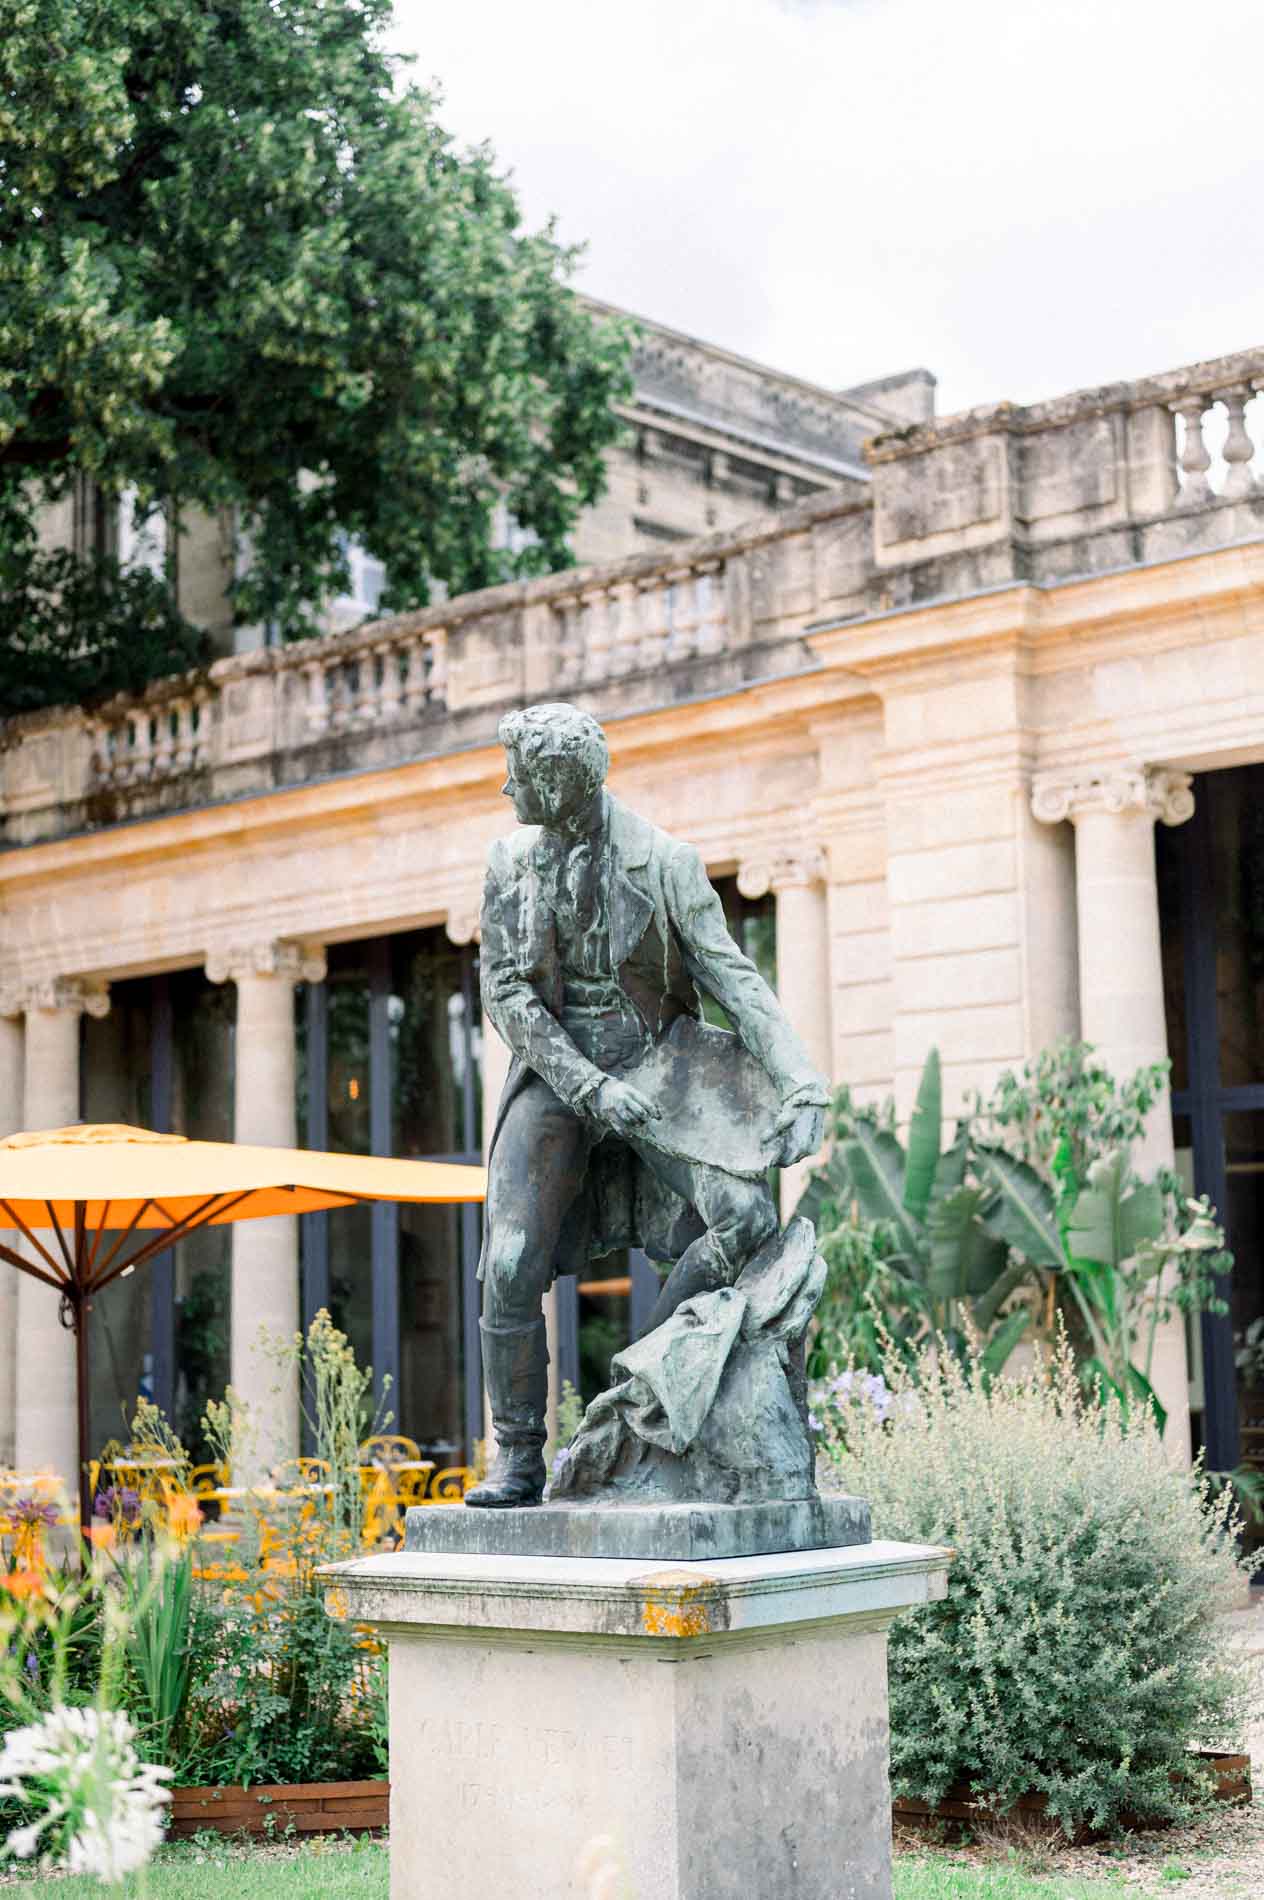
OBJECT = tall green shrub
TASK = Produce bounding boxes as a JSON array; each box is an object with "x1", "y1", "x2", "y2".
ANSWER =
[{"x1": 821, "y1": 1343, "x2": 1253, "y2": 1835}]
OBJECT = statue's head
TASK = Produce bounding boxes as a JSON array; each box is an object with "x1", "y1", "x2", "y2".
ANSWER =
[{"x1": 498, "y1": 702, "x2": 609, "y2": 829}]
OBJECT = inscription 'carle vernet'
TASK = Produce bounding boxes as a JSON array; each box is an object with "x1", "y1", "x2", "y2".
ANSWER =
[{"x1": 463, "y1": 702, "x2": 830, "y2": 1515}]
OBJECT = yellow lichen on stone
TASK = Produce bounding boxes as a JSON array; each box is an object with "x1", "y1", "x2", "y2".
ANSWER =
[{"x1": 637, "y1": 1569, "x2": 717, "y2": 1639}]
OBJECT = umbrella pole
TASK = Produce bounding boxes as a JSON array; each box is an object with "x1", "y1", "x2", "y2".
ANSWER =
[{"x1": 74, "y1": 1290, "x2": 92, "y2": 1539}]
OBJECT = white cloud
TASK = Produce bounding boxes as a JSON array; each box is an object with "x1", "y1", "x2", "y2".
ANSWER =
[{"x1": 388, "y1": 0, "x2": 1264, "y2": 414}]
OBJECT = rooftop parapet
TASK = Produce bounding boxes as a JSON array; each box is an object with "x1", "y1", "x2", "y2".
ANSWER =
[{"x1": 4, "y1": 344, "x2": 1262, "y2": 845}]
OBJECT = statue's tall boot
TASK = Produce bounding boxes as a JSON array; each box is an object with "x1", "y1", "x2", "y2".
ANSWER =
[{"x1": 464, "y1": 1318, "x2": 549, "y2": 1508}]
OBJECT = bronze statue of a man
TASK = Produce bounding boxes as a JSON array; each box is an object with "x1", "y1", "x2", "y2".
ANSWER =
[{"x1": 465, "y1": 703, "x2": 829, "y2": 1508}]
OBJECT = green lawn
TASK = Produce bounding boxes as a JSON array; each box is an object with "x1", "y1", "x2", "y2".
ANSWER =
[
  {"x1": 896, "y1": 1861, "x2": 1134, "y2": 1900},
  {"x1": 2, "y1": 1841, "x2": 1138, "y2": 1899}
]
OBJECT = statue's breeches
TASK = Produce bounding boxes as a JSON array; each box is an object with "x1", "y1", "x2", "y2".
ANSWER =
[{"x1": 481, "y1": 1067, "x2": 777, "y2": 1332}]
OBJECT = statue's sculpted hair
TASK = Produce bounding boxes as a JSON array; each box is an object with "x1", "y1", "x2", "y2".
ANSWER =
[{"x1": 499, "y1": 702, "x2": 609, "y2": 813}]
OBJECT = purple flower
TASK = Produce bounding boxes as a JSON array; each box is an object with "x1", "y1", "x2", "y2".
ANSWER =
[
  {"x1": 24, "y1": 1651, "x2": 39, "y2": 1682},
  {"x1": 93, "y1": 1487, "x2": 117, "y2": 1521},
  {"x1": 117, "y1": 1488, "x2": 142, "y2": 1526},
  {"x1": 12, "y1": 1497, "x2": 58, "y2": 1529}
]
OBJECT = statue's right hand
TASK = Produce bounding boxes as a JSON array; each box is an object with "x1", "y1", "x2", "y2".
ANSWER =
[{"x1": 594, "y1": 1078, "x2": 662, "y2": 1139}]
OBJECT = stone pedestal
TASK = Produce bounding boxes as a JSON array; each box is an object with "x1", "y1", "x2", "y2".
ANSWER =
[{"x1": 323, "y1": 1535, "x2": 949, "y2": 1900}]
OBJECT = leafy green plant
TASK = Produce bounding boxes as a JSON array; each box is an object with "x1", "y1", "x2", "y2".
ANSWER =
[
  {"x1": 799, "y1": 1051, "x2": 1038, "y2": 1377},
  {"x1": 968, "y1": 1041, "x2": 1173, "y2": 1184},
  {"x1": 822, "y1": 1339, "x2": 1254, "y2": 1836},
  {"x1": 116, "y1": 1544, "x2": 196, "y2": 1770},
  {"x1": 0, "y1": 0, "x2": 632, "y2": 687},
  {"x1": 974, "y1": 1141, "x2": 1228, "y2": 1433}
]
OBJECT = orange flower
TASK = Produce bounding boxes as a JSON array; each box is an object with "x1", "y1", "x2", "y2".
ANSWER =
[
  {"x1": 166, "y1": 1494, "x2": 203, "y2": 1540},
  {"x1": 2, "y1": 1568, "x2": 44, "y2": 1601},
  {"x1": 88, "y1": 1523, "x2": 117, "y2": 1552}
]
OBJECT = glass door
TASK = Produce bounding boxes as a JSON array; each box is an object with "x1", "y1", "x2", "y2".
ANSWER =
[{"x1": 1159, "y1": 764, "x2": 1264, "y2": 1488}]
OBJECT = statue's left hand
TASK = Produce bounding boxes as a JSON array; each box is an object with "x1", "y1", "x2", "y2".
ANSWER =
[{"x1": 766, "y1": 1101, "x2": 826, "y2": 1169}]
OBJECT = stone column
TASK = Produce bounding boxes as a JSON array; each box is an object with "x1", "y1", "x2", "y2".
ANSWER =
[
  {"x1": 14, "y1": 978, "x2": 110, "y2": 1483},
  {"x1": 0, "y1": 1008, "x2": 24, "y2": 1466},
  {"x1": 1032, "y1": 765, "x2": 1194, "y2": 1456},
  {"x1": 738, "y1": 846, "x2": 832, "y2": 1218},
  {"x1": 208, "y1": 940, "x2": 325, "y2": 1481}
]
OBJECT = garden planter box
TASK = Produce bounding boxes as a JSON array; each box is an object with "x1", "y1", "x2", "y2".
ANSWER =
[
  {"x1": 892, "y1": 1751, "x2": 1251, "y2": 1841},
  {"x1": 169, "y1": 1779, "x2": 389, "y2": 1839}
]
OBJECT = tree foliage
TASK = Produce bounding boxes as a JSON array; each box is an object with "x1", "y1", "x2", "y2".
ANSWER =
[{"x1": 0, "y1": 0, "x2": 632, "y2": 687}]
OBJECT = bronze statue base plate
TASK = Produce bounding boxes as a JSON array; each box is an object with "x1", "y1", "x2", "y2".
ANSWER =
[{"x1": 402, "y1": 1494, "x2": 870, "y2": 1561}]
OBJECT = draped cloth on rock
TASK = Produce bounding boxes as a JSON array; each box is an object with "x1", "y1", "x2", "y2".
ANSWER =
[{"x1": 550, "y1": 1218, "x2": 827, "y2": 1506}]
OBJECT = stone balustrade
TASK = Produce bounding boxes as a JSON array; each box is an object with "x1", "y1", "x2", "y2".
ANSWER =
[{"x1": 4, "y1": 342, "x2": 1262, "y2": 845}]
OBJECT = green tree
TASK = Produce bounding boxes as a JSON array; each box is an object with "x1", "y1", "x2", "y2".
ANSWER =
[{"x1": 0, "y1": 0, "x2": 632, "y2": 703}]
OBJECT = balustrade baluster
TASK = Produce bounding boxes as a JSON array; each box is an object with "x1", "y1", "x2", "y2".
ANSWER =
[
  {"x1": 399, "y1": 635, "x2": 423, "y2": 713},
  {"x1": 582, "y1": 588, "x2": 613, "y2": 683},
  {"x1": 152, "y1": 702, "x2": 176, "y2": 774},
  {"x1": 354, "y1": 649, "x2": 378, "y2": 724},
  {"x1": 1172, "y1": 397, "x2": 1215, "y2": 505},
  {"x1": 171, "y1": 699, "x2": 193, "y2": 771},
  {"x1": 1218, "y1": 387, "x2": 1258, "y2": 499},
  {"x1": 553, "y1": 595, "x2": 582, "y2": 688},
  {"x1": 426, "y1": 629, "x2": 448, "y2": 706},
  {"x1": 330, "y1": 662, "x2": 353, "y2": 732},
  {"x1": 606, "y1": 581, "x2": 638, "y2": 676},
  {"x1": 694, "y1": 559, "x2": 728, "y2": 657},
  {"x1": 305, "y1": 660, "x2": 331, "y2": 737},
  {"x1": 378, "y1": 642, "x2": 402, "y2": 720},
  {"x1": 130, "y1": 712, "x2": 154, "y2": 784},
  {"x1": 665, "y1": 568, "x2": 699, "y2": 665},
  {"x1": 637, "y1": 578, "x2": 668, "y2": 672}
]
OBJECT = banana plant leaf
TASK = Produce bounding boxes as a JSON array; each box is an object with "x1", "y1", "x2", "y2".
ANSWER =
[
  {"x1": 903, "y1": 1048, "x2": 942, "y2": 1223},
  {"x1": 1065, "y1": 1149, "x2": 1164, "y2": 1272},
  {"x1": 972, "y1": 1253, "x2": 1039, "y2": 1334},
  {"x1": 979, "y1": 1307, "x2": 1032, "y2": 1379},
  {"x1": 840, "y1": 1125, "x2": 924, "y2": 1258},
  {"x1": 1081, "y1": 1352, "x2": 1167, "y2": 1435},
  {"x1": 974, "y1": 1146, "x2": 1064, "y2": 1269},
  {"x1": 927, "y1": 1183, "x2": 1010, "y2": 1300}
]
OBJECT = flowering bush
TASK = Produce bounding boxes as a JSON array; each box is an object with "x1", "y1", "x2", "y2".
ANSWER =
[
  {"x1": 820, "y1": 1341, "x2": 1254, "y2": 1835},
  {"x1": 808, "y1": 1367, "x2": 893, "y2": 1443}
]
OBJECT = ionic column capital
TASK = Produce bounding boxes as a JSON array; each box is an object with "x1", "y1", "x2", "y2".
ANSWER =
[
  {"x1": 1031, "y1": 766, "x2": 1194, "y2": 829},
  {"x1": 2, "y1": 975, "x2": 111, "y2": 1020},
  {"x1": 737, "y1": 845, "x2": 827, "y2": 900},
  {"x1": 206, "y1": 939, "x2": 327, "y2": 987}
]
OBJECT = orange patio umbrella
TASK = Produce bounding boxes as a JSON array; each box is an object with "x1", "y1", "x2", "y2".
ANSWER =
[{"x1": 0, "y1": 1123, "x2": 487, "y2": 1533}]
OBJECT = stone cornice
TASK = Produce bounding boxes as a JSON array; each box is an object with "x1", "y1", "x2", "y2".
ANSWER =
[
  {"x1": 205, "y1": 940, "x2": 327, "y2": 986},
  {"x1": 1030, "y1": 766, "x2": 1195, "y2": 827}
]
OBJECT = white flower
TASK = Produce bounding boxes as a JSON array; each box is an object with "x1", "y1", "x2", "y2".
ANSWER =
[{"x1": 0, "y1": 1705, "x2": 171, "y2": 1884}]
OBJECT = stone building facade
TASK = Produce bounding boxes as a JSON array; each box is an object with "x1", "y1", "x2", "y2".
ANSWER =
[
  {"x1": 3, "y1": 342, "x2": 1262, "y2": 1494},
  {"x1": 34, "y1": 304, "x2": 932, "y2": 657}
]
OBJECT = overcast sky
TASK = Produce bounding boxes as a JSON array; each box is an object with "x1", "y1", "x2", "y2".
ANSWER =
[{"x1": 388, "y1": 0, "x2": 1260, "y2": 418}]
